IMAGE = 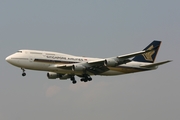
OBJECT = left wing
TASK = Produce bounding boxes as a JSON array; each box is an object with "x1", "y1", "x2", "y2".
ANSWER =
[{"x1": 104, "y1": 47, "x2": 158, "y2": 66}]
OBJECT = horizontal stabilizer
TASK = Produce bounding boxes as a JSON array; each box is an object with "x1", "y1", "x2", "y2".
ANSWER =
[{"x1": 140, "y1": 60, "x2": 172, "y2": 68}]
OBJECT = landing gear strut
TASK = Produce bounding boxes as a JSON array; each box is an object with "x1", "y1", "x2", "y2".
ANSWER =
[
  {"x1": 70, "y1": 76, "x2": 77, "y2": 84},
  {"x1": 21, "y1": 68, "x2": 26, "y2": 76}
]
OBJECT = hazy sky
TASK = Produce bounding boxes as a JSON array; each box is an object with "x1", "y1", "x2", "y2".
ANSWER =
[{"x1": 0, "y1": 1, "x2": 179, "y2": 120}]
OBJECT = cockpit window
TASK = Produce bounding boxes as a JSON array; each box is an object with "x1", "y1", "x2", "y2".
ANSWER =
[{"x1": 17, "y1": 51, "x2": 22, "y2": 53}]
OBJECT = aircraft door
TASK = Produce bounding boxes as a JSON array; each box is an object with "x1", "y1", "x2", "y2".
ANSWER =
[
  {"x1": 27, "y1": 51, "x2": 34, "y2": 62},
  {"x1": 29, "y1": 53, "x2": 34, "y2": 62}
]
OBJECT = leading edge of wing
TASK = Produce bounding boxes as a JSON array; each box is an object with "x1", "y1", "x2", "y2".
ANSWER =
[
  {"x1": 117, "y1": 46, "x2": 159, "y2": 60},
  {"x1": 48, "y1": 48, "x2": 159, "y2": 75},
  {"x1": 53, "y1": 48, "x2": 156, "y2": 70}
]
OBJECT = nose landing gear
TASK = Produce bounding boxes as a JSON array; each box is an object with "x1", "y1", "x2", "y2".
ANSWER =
[{"x1": 21, "y1": 68, "x2": 26, "y2": 76}]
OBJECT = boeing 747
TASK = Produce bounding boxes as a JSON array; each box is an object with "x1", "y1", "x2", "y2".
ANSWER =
[{"x1": 6, "y1": 41, "x2": 171, "y2": 84}]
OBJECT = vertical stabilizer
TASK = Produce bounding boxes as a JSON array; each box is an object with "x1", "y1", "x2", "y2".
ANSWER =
[{"x1": 132, "y1": 40, "x2": 161, "y2": 63}]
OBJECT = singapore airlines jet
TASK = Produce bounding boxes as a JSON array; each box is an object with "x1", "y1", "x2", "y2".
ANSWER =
[{"x1": 6, "y1": 41, "x2": 171, "y2": 84}]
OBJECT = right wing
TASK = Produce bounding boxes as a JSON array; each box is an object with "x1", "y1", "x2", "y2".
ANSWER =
[
  {"x1": 117, "y1": 45, "x2": 159, "y2": 60},
  {"x1": 104, "y1": 46, "x2": 159, "y2": 66},
  {"x1": 51, "y1": 48, "x2": 157, "y2": 75}
]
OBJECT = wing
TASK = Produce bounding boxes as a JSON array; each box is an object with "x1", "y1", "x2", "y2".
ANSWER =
[
  {"x1": 54, "y1": 60, "x2": 109, "y2": 75},
  {"x1": 117, "y1": 45, "x2": 159, "y2": 59},
  {"x1": 104, "y1": 48, "x2": 158, "y2": 66},
  {"x1": 52, "y1": 48, "x2": 156, "y2": 75}
]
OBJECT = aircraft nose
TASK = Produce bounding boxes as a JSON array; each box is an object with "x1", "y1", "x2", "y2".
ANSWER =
[
  {"x1": 6, "y1": 56, "x2": 11, "y2": 63},
  {"x1": 6, "y1": 54, "x2": 20, "y2": 66}
]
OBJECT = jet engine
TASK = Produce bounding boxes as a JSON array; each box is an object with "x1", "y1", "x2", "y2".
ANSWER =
[
  {"x1": 47, "y1": 72, "x2": 60, "y2": 79},
  {"x1": 72, "y1": 64, "x2": 86, "y2": 71},
  {"x1": 47, "y1": 72, "x2": 71, "y2": 80},
  {"x1": 104, "y1": 58, "x2": 119, "y2": 67}
]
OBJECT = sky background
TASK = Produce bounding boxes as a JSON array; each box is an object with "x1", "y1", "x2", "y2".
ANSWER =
[{"x1": 0, "y1": 0, "x2": 179, "y2": 120}]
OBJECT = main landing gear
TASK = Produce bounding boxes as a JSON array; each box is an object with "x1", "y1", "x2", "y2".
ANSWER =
[
  {"x1": 70, "y1": 76, "x2": 77, "y2": 84},
  {"x1": 80, "y1": 75, "x2": 92, "y2": 82},
  {"x1": 21, "y1": 68, "x2": 26, "y2": 76},
  {"x1": 70, "y1": 75, "x2": 92, "y2": 84}
]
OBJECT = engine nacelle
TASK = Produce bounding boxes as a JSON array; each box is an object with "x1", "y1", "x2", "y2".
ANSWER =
[
  {"x1": 72, "y1": 64, "x2": 86, "y2": 71},
  {"x1": 47, "y1": 72, "x2": 70, "y2": 80},
  {"x1": 104, "y1": 58, "x2": 119, "y2": 67},
  {"x1": 47, "y1": 72, "x2": 60, "y2": 79}
]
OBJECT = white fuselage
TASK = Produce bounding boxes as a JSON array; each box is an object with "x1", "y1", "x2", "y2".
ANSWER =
[{"x1": 6, "y1": 50, "x2": 154, "y2": 76}]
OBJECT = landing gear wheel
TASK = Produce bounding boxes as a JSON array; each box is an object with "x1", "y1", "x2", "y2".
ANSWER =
[
  {"x1": 80, "y1": 79, "x2": 84, "y2": 82},
  {"x1": 80, "y1": 74, "x2": 92, "y2": 82},
  {"x1": 21, "y1": 68, "x2": 26, "y2": 77},
  {"x1": 22, "y1": 73, "x2": 26, "y2": 76},
  {"x1": 80, "y1": 78, "x2": 87, "y2": 82},
  {"x1": 72, "y1": 80, "x2": 77, "y2": 84},
  {"x1": 71, "y1": 76, "x2": 77, "y2": 84},
  {"x1": 84, "y1": 79, "x2": 88, "y2": 82},
  {"x1": 88, "y1": 78, "x2": 92, "y2": 81}
]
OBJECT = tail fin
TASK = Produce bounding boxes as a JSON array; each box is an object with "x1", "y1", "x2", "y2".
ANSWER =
[{"x1": 132, "y1": 40, "x2": 161, "y2": 63}]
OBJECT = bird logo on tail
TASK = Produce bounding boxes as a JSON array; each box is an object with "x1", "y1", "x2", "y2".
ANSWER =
[{"x1": 142, "y1": 45, "x2": 155, "y2": 61}]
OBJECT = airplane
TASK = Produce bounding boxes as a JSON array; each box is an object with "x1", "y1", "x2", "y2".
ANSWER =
[{"x1": 6, "y1": 40, "x2": 171, "y2": 84}]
